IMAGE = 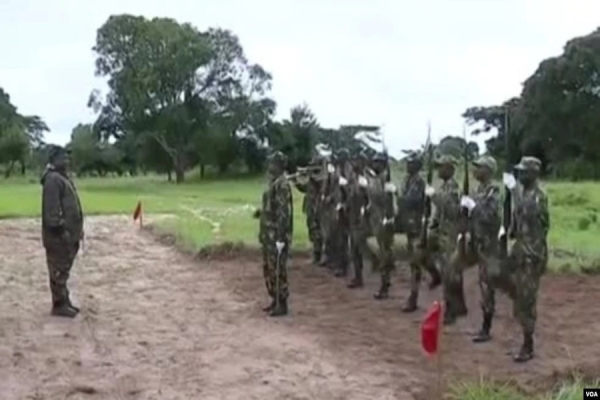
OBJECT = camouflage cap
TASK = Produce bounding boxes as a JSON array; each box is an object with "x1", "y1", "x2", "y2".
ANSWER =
[
  {"x1": 267, "y1": 150, "x2": 288, "y2": 167},
  {"x1": 405, "y1": 151, "x2": 422, "y2": 164},
  {"x1": 514, "y1": 156, "x2": 542, "y2": 171},
  {"x1": 472, "y1": 155, "x2": 497, "y2": 173},
  {"x1": 433, "y1": 154, "x2": 457, "y2": 167},
  {"x1": 372, "y1": 152, "x2": 387, "y2": 162},
  {"x1": 47, "y1": 145, "x2": 70, "y2": 164}
]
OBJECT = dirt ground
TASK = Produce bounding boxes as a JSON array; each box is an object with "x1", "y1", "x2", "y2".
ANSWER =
[{"x1": 1, "y1": 216, "x2": 599, "y2": 400}]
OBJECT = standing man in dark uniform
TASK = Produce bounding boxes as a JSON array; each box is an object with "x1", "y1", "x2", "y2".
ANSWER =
[{"x1": 41, "y1": 145, "x2": 84, "y2": 318}]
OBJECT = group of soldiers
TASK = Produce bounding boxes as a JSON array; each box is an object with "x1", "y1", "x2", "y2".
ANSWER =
[{"x1": 256, "y1": 147, "x2": 549, "y2": 364}]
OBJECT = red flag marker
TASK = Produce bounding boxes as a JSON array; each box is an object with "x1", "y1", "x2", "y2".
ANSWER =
[
  {"x1": 133, "y1": 201, "x2": 143, "y2": 227},
  {"x1": 421, "y1": 301, "x2": 442, "y2": 355}
]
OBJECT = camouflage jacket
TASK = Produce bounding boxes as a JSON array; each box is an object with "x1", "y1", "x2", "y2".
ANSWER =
[
  {"x1": 511, "y1": 183, "x2": 549, "y2": 260},
  {"x1": 41, "y1": 166, "x2": 84, "y2": 247},
  {"x1": 471, "y1": 181, "x2": 501, "y2": 254},
  {"x1": 346, "y1": 169, "x2": 370, "y2": 227},
  {"x1": 295, "y1": 178, "x2": 322, "y2": 216},
  {"x1": 400, "y1": 173, "x2": 425, "y2": 236},
  {"x1": 367, "y1": 170, "x2": 397, "y2": 235},
  {"x1": 259, "y1": 176, "x2": 294, "y2": 245},
  {"x1": 430, "y1": 178, "x2": 460, "y2": 240}
]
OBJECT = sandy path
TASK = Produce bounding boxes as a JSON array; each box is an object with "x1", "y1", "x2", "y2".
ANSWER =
[{"x1": 0, "y1": 216, "x2": 403, "y2": 400}]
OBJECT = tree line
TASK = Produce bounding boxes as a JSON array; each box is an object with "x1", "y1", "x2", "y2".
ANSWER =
[{"x1": 41, "y1": 14, "x2": 600, "y2": 181}]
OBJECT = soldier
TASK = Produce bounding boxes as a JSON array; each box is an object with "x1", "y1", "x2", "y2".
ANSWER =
[
  {"x1": 494, "y1": 156, "x2": 549, "y2": 362},
  {"x1": 458, "y1": 155, "x2": 502, "y2": 342},
  {"x1": 41, "y1": 145, "x2": 84, "y2": 318},
  {"x1": 401, "y1": 152, "x2": 442, "y2": 312},
  {"x1": 347, "y1": 151, "x2": 372, "y2": 288},
  {"x1": 332, "y1": 149, "x2": 351, "y2": 277},
  {"x1": 369, "y1": 152, "x2": 397, "y2": 300},
  {"x1": 427, "y1": 155, "x2": 464, "y2": 324},
  {"x1": 294, "y1": 155, "x2": 325, "y2": 265},
  {"x1": 257, "y1": 151, "x2": 294, "y2": 317}
]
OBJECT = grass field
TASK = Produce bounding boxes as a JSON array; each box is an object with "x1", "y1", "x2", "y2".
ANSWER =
[{"x1": 1, "y1": 173, "x2": 598, "y2": 399}]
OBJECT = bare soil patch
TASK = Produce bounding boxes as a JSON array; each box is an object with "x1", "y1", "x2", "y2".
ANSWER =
[{"x1": 1, "y1": 216, "x2": 599, "y2": 399}]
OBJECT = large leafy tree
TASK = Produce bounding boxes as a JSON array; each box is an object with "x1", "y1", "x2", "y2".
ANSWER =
[{"x1": 89, "y1": 15, "x2": 275, "y2": 182}]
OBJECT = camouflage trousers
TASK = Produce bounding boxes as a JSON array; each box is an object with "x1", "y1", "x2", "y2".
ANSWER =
[
  {"x1": 321, "y1": 208, "x2": 349, "y2": 271},
  {"x1": 428, "y1": 232, "x2": 464, "y2": 316},
  {"x1": 349, "y1": 223, "x2": 373, "y2": 280},
  {"x1": 306, "y1": 207, "x2": 323, "y2": 255},
  {"x1": 489, "y1": 245, "x2": 546, "y2": 335},
  {"x1": 376, "y1": 224, "x2": 395, "y2": 288},
  {"x1": 45, "y1": 241, "x2": 80, "y2": 306},
  {"x1": 262, "y1": 242, "x2": 289, "y2": 301},
  {"x1": 407, "y1": 235, "x2": 440, "y2": 298}
]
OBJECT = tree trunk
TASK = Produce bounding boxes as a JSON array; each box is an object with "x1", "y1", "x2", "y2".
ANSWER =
[
  {"x1": 174, "y1": 153, "x2": 186, "y2": 183},
  {"x1": 200, "y1": 163, "x2": 206, "y2": 179},
  {"x1": 167, "y1": 170, "x2": 172, "y2": 182},
  {"x1": 4, "y1": 161, "x2": 15, "y2": 178},
  {"x1": 175, "y1": 167, "x2": 185, "y2": 183},
  {"x1": 20, "y1": 161, "x2": 26, "y2": 175}
]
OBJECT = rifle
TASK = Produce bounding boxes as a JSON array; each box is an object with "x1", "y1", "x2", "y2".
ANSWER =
[
  {"x1": 459, "y1": 124, "x2": 474, "y2": 258},
  {"x1": 500, "y1": 109, "x2": 511, "y2": 258},
  {"x1": 419, "y1": 122, "x2": 434, "y2": 249}
]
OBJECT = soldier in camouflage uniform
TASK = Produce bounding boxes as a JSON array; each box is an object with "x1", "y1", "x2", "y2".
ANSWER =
[
  {"x1": 493, "y1": 156, "x2": 549, "y2": 362},
  {"x1": 347, "y1": 151, "x2": 372, "y2": 288},
  {"x1": 401, "y1": 152, "x2": 442, "y2": 312},
  {"x1": 294, "y1": 155, "x2": 325, "y2": 264},
  {"x1": 257, "y1": 151, "x2": 294, "y2": 317},
  {"x1": 460, "y1": 155, "x2": 502, "y2": 343},
  {"x1": 427, "y1": 155, "x2": 464, "y2": 324},
  {"x1": 369, "y1": 153, "x2": 397, "y2": 300},
  {"x1": 41, "y1": 145, "x2": 84, "y2": 318}
]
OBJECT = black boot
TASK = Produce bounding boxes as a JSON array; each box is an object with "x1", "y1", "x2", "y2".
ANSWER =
[
  {"x1": 312, "y1": 249, "x2": 322, "y2": 265},
  {"x1": 374, "y1": 284, "x2": 390, "y2": 300},
  {"x1": 262, "y1": 299, "x2": 275, "y2": 312},
  {"x1": 269, "y1": 298, "x2": 288, "y2": 317},
  {"x1": 473, "y1": 313, "x2": 493, "y2": 343},
  {"x1": 402, "y1": 292, "x2": 418, "y2": 313},
  {"x1": 334, "y1": 266, "x2": 348, "y2": 277},
  {"x1": 66, "y1": 297, "x2": 80, "y2": 314},
  {"x1": 347, "y1": 277, "x2": 363, "y2": 289},
  {"x1": 428, "y1": 270, "x2": 442, "y2": 290},
  {"x1": 51, "y1": 301, "x2": 78, "y2": 318},
  {"x1": 513, "y1": 333, "x2": 534, "y2": 362}
]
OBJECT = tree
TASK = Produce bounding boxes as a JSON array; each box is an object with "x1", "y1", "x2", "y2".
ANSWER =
[
  {"x1": 90, "y1": 16, "x2": 275, "y2": 182},
  {"x1": 436, "y1": 135, "x2": 479, "y2": 161}
]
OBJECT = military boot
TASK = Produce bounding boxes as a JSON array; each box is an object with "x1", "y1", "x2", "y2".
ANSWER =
[
  {"x1": 334, "y1": 266, "x2": 348, "y2": 277},
  {"x1": 347, "y1": 277, "x2": 363, "y2": 289},
  {"x1": 312, "y1": 249, "x2": 322, "y2": 265},
  {"x1": 51, "y1": 302, "x2": 78, "y2": 318},
  {"x1": 428, "y1": 270, "x2": 442, "y2": 290},
  {"x1": 402, "y1": 292, "x2": 418, "y2": 313},
  {"x1": 66, "y1": 297, "x2": 80, "y2": 314},
  {"x1": 373, "y1": 284, "x2": 390, "y2": 300},
  {"x1": 456, "y1": 286, "x2": 468, "y2": 317},
  {"x1": 473, "y1": 313, "x2": 493, "y2": 343},
  {"x1": 269, "y1": 298, "x2": 288, "y2": 317},
  {"x1": 513, "y1": 333, "x2": 534, "y2": 363}
]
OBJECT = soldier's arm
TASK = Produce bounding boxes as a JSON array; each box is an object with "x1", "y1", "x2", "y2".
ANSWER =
[
  {"x1": 275, "y1": 183, "x2": 292, "y2": 243},
  {"x1": 404, "y1": 177, "x2": 426, "y2": 210},
  {"x1": 42, "y1": 173, "x2": 65, "y2": 231},
  {"x1": 538, "y1": 190, "x2": 550, "y2": 237},
  {"x1": 294, "y1": 181, "x2": 308, "y2": 193}
]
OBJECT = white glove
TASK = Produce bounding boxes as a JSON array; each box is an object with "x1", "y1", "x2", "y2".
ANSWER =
[
  {"x1": 382, "y1": 217, "x2": 394, "y2": 225},
  {"x1": 276, "y1": 241, "x2": 285, "y2": 252},
  {"x1": 358, "y1": 176, "x2": 368, "y2": 187},
  {"x1": 327, "y1": 164, "x2": 335, "y2": 173},
  {"x1": 384, "y1": 182, "x2": 397, "y2": 192},
  {"x1": 460, "y1": 195, "x2": 476, "y2": 211},
  {"x1": 498, "y1": 226, "x2": 506, "y2": 239},
  {"x1": 503, "y1": 173, "x2": 517, "y2": 190},
  {"x1": 425, "y1": 185, "x2": 435, "y2": 197},
  {"x1": 336, "y1": 203, "x2": 343, "y2": 211},
  {"x1": 360, "y1": 206, "x2": 365, "y2": 216},
  {"x1": 339, "y1": 176, "x2": 348, "y2": 186},
  {"x1": 457, "y1": 232, "x2": 471, "y2": 244}
]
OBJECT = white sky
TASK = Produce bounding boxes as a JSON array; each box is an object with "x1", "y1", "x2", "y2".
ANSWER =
[{"x1": 1, "y1": 0, "x2": 599, "y2": 157}]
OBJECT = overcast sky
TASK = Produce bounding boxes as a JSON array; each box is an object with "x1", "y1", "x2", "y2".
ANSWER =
[{"x1": 1, "y1": 0, "x2": 599, "y2": 157}]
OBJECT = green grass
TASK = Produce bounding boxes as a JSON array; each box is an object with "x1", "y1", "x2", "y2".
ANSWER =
[{"x1": 2, "y1": 173, "x2": 599, "y2": 398}]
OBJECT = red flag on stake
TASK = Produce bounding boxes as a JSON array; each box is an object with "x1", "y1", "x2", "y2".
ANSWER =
[
  {"x1": 421, "y1": 301, "x2": 442, "y2": 355},
  {"x1": 133, "y1": 201, "x2": 143, "y2": 227}
]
